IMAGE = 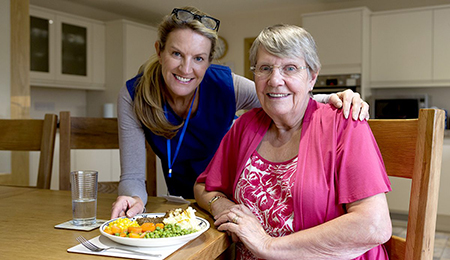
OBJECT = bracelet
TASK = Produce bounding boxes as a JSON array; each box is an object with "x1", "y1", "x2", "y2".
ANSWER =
[{"x1": 208, "y1": 195, "x2": 226, "y2": 213}]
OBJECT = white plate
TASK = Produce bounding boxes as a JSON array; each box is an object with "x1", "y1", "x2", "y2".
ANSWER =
[{"x1": 100, "y1": 213, "x2": 210, "y2": 247}]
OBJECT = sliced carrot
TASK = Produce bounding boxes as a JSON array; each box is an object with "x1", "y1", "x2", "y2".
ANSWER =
[
  {"x1": 111, "y1": 225, "x2": 122, "y2": 234},
  {"x1": 128, "y1": 232, "x2": 141, "y2": 238},
  {"x1": 119, "y1": 232, "x2": 127, "y2": 237},
  {"x1": 155, "y1": 223, "x2": 164, "y2": 230},
  {"x1": 128, "y1": 226, "x2": 142, "y2": 234},
  {"x1": 141, "y1": 222, "x2": 155, "y2": 232},
  {"x1": 103, "y1": 226, "x2": 114, "y2": 235}
]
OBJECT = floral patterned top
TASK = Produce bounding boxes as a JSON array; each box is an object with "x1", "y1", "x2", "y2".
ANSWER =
[
  {"x1": 234, "y1": 150, "x2": 297, "y2": 260},
  {"x1": 197, "y1": 102, "x2": 391, "y2": 260}
]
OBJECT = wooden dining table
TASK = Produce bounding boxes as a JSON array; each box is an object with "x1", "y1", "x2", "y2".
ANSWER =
[{"x1": 0, "y1": 185, "x2": 231, "y2": 259}]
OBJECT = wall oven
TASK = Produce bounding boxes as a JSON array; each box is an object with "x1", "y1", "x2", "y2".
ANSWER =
[{"x1": 313, "y1": 74, "x2": 361, "y2": 95}]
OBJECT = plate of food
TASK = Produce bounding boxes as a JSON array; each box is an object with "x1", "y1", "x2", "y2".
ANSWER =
[{"x1": 100, "y1": 207, "x2": 210, "y2": 247}]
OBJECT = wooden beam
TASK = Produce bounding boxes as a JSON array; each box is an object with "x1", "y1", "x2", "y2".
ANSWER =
[
  {"x1": 9, "y1": 0, "x2": 30, "y2": 186},
  {"x1": 11, "y1": 0, "x2": 30, "y2": 118}
]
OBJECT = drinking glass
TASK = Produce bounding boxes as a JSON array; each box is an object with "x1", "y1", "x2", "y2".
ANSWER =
[{"x1": 71, "y1": 170, "x2": 98, "y2": 226}]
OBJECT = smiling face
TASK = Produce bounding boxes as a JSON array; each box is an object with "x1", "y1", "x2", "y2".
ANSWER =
[
  {"x1": 156, "y1": 28, "x2": 212, "y2": 101},
  {"x1": 254, "y1": 47, "x2": 318, "y2": 122}
]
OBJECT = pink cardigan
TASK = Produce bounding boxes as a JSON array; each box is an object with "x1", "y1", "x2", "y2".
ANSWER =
[{"x1": 197, "y1": 99, "x2": 391, "y2": 259}]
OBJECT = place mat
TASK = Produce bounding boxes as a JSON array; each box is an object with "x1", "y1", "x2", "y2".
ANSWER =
[
  {"x1": 68, "y1": 235, "x2": 188, "y2": 259},
  {"x1": 55, "y1": 219, "x2": 107, "y2": 231}
]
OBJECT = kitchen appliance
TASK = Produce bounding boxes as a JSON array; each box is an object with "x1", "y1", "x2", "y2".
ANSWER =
[
  {"x1": 370, "y1": 94, "x2": 429, "y2": 119},
  {"x1": 313, "y1": 74, "x2": 361, "y2": 94}
]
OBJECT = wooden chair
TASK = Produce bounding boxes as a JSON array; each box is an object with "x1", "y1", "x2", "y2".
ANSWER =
[
  {"x1": 0, "y1": 114, "x2": 58, "y2": 189},
  {"x1": 368, "y1": 108, "x2": 445, "y2": 260},
  {"x1": 58, "y1": 111, "x2": 157, "y2": 196}
]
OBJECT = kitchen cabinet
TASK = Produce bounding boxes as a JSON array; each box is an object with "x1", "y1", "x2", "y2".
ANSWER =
[
  {"x1": 433, "y1": 7, "x2": 450, "y2": 82},
  {"x1": 370, "y1": 5, "x2": 450, "y2": 88},
  {"x1": 302, "y1": 7, "x2": 371, "y2": 99},
  {"x1": 87, "y1": 19, "x2": 158, "y2": 117},
  {"x1": 370, "y1": 9, "x2": 432, "y2": 87},
  {"x1": 105, "y1": 19, "x2": 158, "y2": 83},
  {"x1": 30, "y1": 6, "x2": 105, "y2": 90},
  {"x1": 302, "y1": 7, "x2": 371, "y2": 76}
]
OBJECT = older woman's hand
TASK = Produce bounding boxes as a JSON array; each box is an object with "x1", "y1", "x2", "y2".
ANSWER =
[
  {"x1": 329, "y1": 89, "x2": 370, "y2": 121},
  {"x1": 214, "y1": 204, "x2": 273, "y2": 259}
]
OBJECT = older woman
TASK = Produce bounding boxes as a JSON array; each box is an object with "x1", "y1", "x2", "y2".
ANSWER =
[{"x1": 194, "y1": 24, "x2": 391, "y2": 259}]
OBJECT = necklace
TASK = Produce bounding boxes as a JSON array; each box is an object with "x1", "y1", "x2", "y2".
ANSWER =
[{"x1": 165, "y1": 88, "x2": 198, "y2": 178}]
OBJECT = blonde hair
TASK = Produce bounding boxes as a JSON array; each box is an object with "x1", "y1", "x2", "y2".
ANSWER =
[{"x1": 133, "y1": 6, "x2": 218, "y2": 139}]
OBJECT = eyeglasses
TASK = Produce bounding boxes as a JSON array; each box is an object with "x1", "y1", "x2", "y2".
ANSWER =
[
  {"x1": 250, "y1": 64, "x2": 309, "y2": 79},
  {"x1": 171, "y1": 8, "x2": 220, "y2": 31}
]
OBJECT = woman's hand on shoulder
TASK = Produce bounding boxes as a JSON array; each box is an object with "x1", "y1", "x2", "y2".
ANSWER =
[
  {"x1": 111, "y1": 195, "x2": 145, "y2": 219},
  {"x1": 329, "y1": 89, "x2": 370, "y2": 121}
]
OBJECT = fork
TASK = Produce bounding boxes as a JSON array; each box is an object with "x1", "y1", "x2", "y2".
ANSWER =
[{"x1": 76, "y1": 236, "x2": 162, "y2": 258}]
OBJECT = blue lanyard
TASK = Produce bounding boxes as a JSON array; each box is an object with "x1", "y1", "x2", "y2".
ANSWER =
[{"x1": 166, "y1": 88, "x2": 197, "y2": 178}]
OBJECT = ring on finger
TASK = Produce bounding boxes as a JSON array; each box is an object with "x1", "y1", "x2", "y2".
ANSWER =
[{"x1": 232, "y1": 215, "x2": 239, "y2": 224}]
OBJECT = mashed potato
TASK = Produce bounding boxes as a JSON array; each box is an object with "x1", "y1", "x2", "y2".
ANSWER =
[{"x1": 163, "y1": 206, "x2": 200, "y2": 231}]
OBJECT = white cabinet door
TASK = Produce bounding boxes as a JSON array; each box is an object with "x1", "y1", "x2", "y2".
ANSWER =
[
  {"x1": 30, "y1": 8, "x2": 56, "y2": 82},
  {"x1": 124, "y1": 22, "x2": 158, "y2": 80},
  {"x1": 370, "y1": 10, "x2": 433, "y2": 86},
  {"x1": 55, "y1": 14, "x2": 92, "y2": 84},
  {"x1": 92, "y1": 23, "x2": 106, "y2": 89},
  {"x1": 302, "y1": 8, "x2": 370, "y2": 75},
  {"x1": 433, "y1": 8, "x2": 450, "y2": 82},
  {"x1": 73, "y1": 150, "x2": 120, "y2": 182},
  {"x1": 30, "y1": 6, "x2": 105, "y2": 90}
]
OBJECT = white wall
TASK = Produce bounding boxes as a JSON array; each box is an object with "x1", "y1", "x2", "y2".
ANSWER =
[
  {"x1": 30, "y1": 87, "x2": 87, "y2": 119},
  {"x1": 0, "y1": 0, "x2": 10, "y2": 119},
  {"x1": 0, "y1": 0, "x2": 11, "y2": 173},
  {"x1": 216, "y1": 7, "x2": 303, "y2": 76}
]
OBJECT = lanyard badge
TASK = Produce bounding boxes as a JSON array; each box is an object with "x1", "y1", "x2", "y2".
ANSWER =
[{"x1": 165, "y1": 88, "x2": 197, "y2": 178}]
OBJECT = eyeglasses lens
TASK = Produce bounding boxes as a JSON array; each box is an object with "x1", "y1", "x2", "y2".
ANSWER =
[
  {"x1": 200, "y1": 17, "x2": 217, "y2": 30},
  {"x1": 252, "y1": 65, "x2": 308, "y2": 79},
  {"x1": 176, "y1": 10, "x2": 194, "y2": 22},
  {"x1": 172, "y1": 9, "x2": 219, "y2": 31}
]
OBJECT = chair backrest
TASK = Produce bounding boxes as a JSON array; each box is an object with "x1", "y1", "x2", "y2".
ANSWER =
[
  {"x1": 0, "y1": 114, "x2": 58, "y2": 189},
  {"x1": 368, "y1": 108, "x2": 445, "y2": 260},
  {"x1": 58, "y1": 111, "x2": 157, "y2": 196}
]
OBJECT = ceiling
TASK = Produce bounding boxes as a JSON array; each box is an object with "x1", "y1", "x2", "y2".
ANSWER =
[
  {"x1": 29, "y1": 0, "x2": 450, "y2": 27},
  {"x1": 31, "y1": 0, "x2": 349, "y2": 26}
]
